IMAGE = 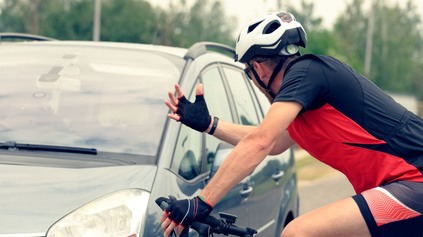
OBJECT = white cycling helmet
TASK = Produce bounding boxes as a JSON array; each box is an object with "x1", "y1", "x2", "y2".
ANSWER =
[{"x1": 235, "y1": 12, "x2": 307, "y2": 63}]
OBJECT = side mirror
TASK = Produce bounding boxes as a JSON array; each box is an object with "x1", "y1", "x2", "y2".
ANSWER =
[{"x1": 209, "y1": 143, "x2": 234, "y2": 179}]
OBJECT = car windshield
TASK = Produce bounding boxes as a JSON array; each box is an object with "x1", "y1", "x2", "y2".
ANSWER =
[{"x1": 0, "y1": 43, "x2": 182, "y2": 156}]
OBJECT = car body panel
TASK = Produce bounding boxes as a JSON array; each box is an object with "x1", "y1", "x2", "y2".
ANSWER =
[{"x1": 0, "y1": 159, "x2": 156, "y2": 234}]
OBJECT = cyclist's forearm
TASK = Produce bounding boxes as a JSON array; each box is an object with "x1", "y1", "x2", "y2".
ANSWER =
[
  {"x1": 205, "y1": 117, "x2": 295, "y2": 155},
  {"x1": 201, "y1": 102, "x2": 301, "y2": 205},
  {"x1": 201, "y1": 126, "x2": 274, "y2": 205},
  {"x1": 206, "y1": 118, "x2": 255, "y2": 146}
]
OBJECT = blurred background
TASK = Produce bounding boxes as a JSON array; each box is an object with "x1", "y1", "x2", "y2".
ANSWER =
[{"x1": 1, "y1": 0, "x2": 422, "y2": 114}]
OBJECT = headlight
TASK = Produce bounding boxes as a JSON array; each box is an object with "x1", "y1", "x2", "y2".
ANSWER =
[{"x1": 46, "y1": 189, "x2": 149, "y2": 237}]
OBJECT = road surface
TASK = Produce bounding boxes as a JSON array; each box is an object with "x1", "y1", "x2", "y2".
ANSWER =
[{"x1": 298, "y1": 171, "x2": 355, "y2": 215}]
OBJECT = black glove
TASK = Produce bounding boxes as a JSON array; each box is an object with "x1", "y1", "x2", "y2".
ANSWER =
[
  {"x1": 166, "y1": 196, "x2": 213, "y2": 227},
  {"x1": 177, "y1": 95, "x2": 211, "y2": 132}
]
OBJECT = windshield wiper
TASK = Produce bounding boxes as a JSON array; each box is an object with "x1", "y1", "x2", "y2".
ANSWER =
[{"x1": 0, "y1": 141, "x2": 97, "y2": 155}]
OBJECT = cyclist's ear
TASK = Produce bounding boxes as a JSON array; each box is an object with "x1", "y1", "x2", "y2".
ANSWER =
[{"x1": 195, "y1": 84, "x2": 204, "y2": 96}]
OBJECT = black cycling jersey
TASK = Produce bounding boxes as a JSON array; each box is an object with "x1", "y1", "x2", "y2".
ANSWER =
[
  {"x1": 273, "y1": 54, "x2": 423, "y2": 235},
  {"x1": 273, "y1": 54, "x2": 423, "y2": 193}
]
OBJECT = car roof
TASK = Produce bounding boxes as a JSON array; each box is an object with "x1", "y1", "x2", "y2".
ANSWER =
[
  {"x1": 6, "y1": 40, "x2": 189, "y2": 58},
  {"x1": 1, "y1": 32, "x2": 237, "y2": 61}
]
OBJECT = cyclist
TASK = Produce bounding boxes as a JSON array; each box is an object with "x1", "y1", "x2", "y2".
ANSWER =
[{"x1": 161, "y1": 11, "x2": 423, "y2": 237}]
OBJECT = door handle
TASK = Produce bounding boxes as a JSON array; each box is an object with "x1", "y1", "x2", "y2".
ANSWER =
[
  {"x1": 240, "y1": 186, "x2": 253, "y2": 196},
  {"x1": 272, "y1": 171, "x2": 284, "y2": 185},
  {"x1": 272, "y1": 171, "x2": 284, "y2": 179}
]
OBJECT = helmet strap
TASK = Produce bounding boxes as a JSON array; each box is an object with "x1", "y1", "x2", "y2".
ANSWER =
[
  {"x1": 266, "y1": 59, "x2": 285, "y2": 98},
  {"x1": 251, "y1": 68, "x2": 275, "y2": 98},
  {"x1": 251, "y1": 59, "x2": 284, "y2": 99}
]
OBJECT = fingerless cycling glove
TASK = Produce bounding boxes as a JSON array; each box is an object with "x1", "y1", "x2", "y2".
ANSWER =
[
  {"x1": 177, "y1": 95, "x2": 211, "y2": 132},
  {"x1": 166, "y1": 196, "x2": 213, "y2": 227}
]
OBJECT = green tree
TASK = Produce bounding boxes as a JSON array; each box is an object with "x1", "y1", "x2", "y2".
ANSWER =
[
  {"x1": 371, "y1": 1, "x2": 423, "y2": 97},
  {"x1": 154, "y1": 0, "x2": 236, "y2": 47},
  {"x1": 333, "y1": 0, "x2": 423, "y2": 98},
  {"x1": 0, "y1": 0, "x2": 40, "y2": 33},
  {"x1": 0, "y1": 0, "x2": 236, "y2": 47},
  {"x1": 43, "y1": 0, "x2": 94, "y2": 40},
  {"x1": 100, "y1": 0, "x2": 158, "y2": 43},
  {"x1": 333, "y1": 0, "x2": 367, "y2": 72},
  {"x1": 0, "y1": 0, "x2": 94, "y2": 39},
  {"x1": 287, "y1": 0, "x2": 338, "y2": 57}
]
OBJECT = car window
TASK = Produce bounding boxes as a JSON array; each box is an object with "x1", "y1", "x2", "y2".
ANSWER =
[
  {"x1": 171, "y1": 123, "x2": 202, "y2": 180},
  {"x1": 171, "y1": 65, "x2": 262, "y2": 179},
  {"x1": 202, "y1": 67, "x2": 233, "y2": 122},
  {"x1": 222, "y1": 67, "x2": 260, "y2": 125},
  {"x1": 248, "y1": 79, "x2": 271, "y2": 118},
  {"x1": 202, "y1": 66, "x2": 234, "y2": 171},
  {"x1": 171, "y1": 81, "x2": 204, "y2": 180}
]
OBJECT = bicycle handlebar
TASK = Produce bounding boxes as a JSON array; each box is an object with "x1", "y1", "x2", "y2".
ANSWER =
[{"x1": 155, "y1": 196, "x2": 257, "y2": 237}]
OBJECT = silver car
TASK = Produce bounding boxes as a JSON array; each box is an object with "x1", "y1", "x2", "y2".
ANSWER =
[{"x1": 0, "y1": 33, "x2": 299, "y2": 237}]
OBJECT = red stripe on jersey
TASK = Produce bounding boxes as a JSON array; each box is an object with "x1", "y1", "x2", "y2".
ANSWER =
[
  {"x1": 362, "y1": 188, "x2": 421, "y2": 226},
  {"x1": 288, "y1": 104, "x2": 423, "y2": 193}
]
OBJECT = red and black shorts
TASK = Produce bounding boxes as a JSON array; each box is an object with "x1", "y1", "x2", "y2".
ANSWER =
[{"x1": 353, "y1": 181, "x2": 423, "y2": 237}]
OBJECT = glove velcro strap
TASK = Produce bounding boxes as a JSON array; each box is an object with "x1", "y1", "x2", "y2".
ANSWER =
[{"x1": 198, "y1": 195, "x2": 214, "y2": 208}]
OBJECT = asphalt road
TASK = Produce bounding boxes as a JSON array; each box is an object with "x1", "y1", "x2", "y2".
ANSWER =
[{"x1": 298, "y1": 171, "x2": 355, "y2": 215}]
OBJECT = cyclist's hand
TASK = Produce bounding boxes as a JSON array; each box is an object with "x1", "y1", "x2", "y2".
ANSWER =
[
  {"x1": 160, "y1": 217, "x2": 183, "y2": 237},
  {"x1": 161, "y1": 196, "x2": 213, "y2": 236},
  {"x1": 165, "y1": 84, "x2": 211, "y2": 133}
]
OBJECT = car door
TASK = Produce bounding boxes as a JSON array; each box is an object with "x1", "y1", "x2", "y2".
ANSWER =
[
  {"x1": 168, "y1": 64, "x2": 253, "y2": 233},
  {"x1": 201, "y1": 65, "x2": 253, "y2": 228},
  {"x1": 221, "y1": 66, "x2": 291, "y2": 236}
]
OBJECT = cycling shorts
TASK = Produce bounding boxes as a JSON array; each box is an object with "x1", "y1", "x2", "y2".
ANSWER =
[{"x1": 352, "y1": 181, "x2": 423, "y2": 237}]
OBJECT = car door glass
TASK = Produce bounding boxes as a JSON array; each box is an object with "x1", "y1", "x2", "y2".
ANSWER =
[
  {"x1": 222, "y1": 67, "x2": 260, "y2": 125},
  {"x1": 171, "y1": 89, "x2": 202, "y2": 180},
  {"x1": 249, "y1": 80, "x2": 271, "y2": 117},
  {"x1": 202, "y1": 66, "x2": 233, "y2": 170}
]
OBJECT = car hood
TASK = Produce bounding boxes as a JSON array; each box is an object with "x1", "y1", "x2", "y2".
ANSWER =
[{"x1": 0, "y1": 163, "x2": 157, "y2": 235}]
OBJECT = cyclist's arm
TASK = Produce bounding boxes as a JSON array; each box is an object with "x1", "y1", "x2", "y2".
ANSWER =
[
  {"x1": 207, "y1": 118, "x2": 295, "y2": 155},
  {"x1": 166, "y1": 83, "x2": 295, "y2": 155},
  {"x1": 201, "y1": 101, "x2": 302, "y2": 205}
]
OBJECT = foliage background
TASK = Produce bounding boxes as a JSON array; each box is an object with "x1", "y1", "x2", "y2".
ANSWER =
[{"x1": 1, "y1": 0, "x2": 422, "y2": 103}]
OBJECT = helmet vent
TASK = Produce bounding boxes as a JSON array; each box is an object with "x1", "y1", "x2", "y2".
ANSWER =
[
  {"x1": 248, "y1": 21, "x2": 263, "y2": 33},
  {"x1": 263, "y1": 21, "x2": 281, "y2": 34}
]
